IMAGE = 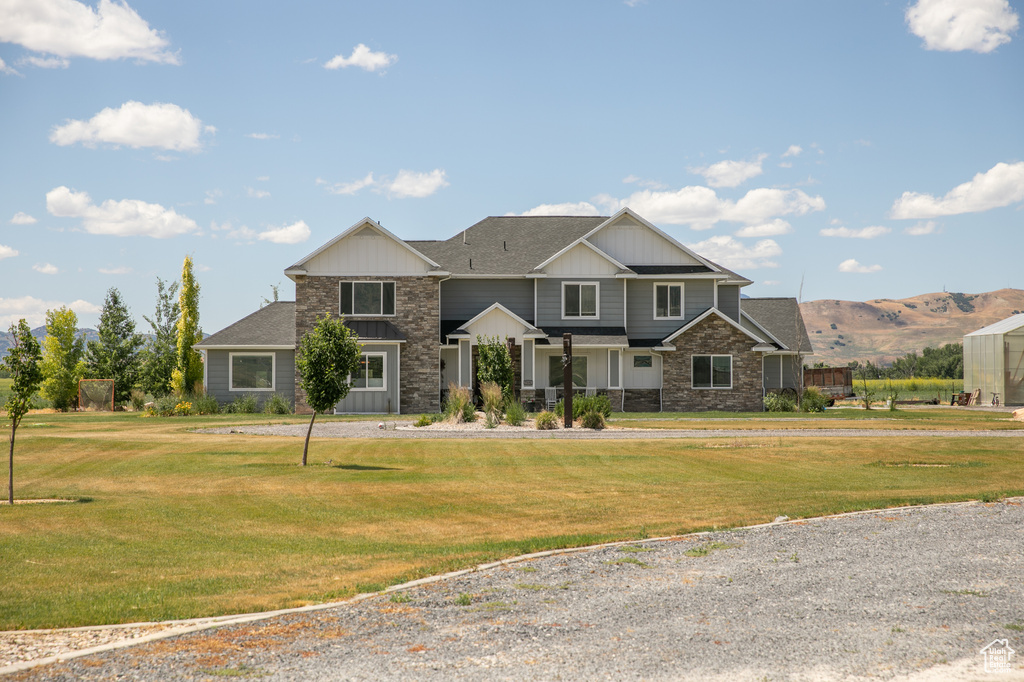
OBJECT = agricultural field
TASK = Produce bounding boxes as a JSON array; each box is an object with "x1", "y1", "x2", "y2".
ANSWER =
[
  {"x1": 1, "y1": 410, "x2": 1022, "y2": 630},
  {"x1": 857, "y1": 378, "x2": 964, "y2": 403}
]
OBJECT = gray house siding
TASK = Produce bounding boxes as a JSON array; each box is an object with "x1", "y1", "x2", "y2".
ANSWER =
[
  {"x1": 441, "y1": 279, "x2": 533, "y2": 323},
  {"x1": 626, "y1": 279, "x2": 715, "y2": 339},
  {"x1": 334, "y1": 343, "x2": 400, "y2": 414},
  {"x1": 536, "y1": 278, "x2": 623, "y2": 328},
  {"x1": 719, "y1": 285, "x2": 740, "y2": 322},
  {"x1": 205, "y1": 349, "x2": 295, "y2": 409}
]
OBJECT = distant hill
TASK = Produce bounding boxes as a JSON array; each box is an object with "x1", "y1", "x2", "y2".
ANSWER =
[{"x1": 799, "y1": 288, "x2": 1024, "y2": 366}]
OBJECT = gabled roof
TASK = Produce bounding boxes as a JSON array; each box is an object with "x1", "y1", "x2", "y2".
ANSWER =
[
  {"x1": 661, "y1": 307, "x2": 768, "y2": 347},
  {"x1": 741, "y1": 298, "x2": 814, "y2": 354},
  {"x1": 965, "y1": 313, "x2": 1024, "y2": 337},
  {"x1": 532, "y1": 237, "x2": 630, "y2": 275},
  {"x1": 195, "y1": 302, "x2": 296, "y2": 349},
  {"x1": 286, "y1": 217, "x2": 441, "y2": 275},
  {"x1": 446, "y1": 302, "x2": 545, "y2": 340}
]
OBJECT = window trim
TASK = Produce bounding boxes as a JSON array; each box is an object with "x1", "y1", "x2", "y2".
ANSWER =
[
  {"x1": 548, "y1": 354, "x2": 588, "y2": 388},
  {"x1": 350, "y1": 352, "x2": 388, "y2": 392},
  {"x1": 653, "y1": 282, "x2": 684, "y2": 320},
  {"x1": 339, "y1": 281, "x2": 396, "y2": 317},
  {"x1": 228, "y1": 352, "x2": 276, "y2": 392},
  {"x1": 691, "y1": 354, "x2": 733, "y2": 389},
  {"x1": 561, "y1": 281, "x2": 600, "y2": 320},
  {"x1": 633, "y1": 354, "x2": 653, "y2": 368},
  {"x1": 608, "y1": 349, "x2": 621, "y2": 389}
]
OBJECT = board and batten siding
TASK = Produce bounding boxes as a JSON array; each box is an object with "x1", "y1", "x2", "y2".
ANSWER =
[
  {"x1": 441, "y1": 279, "x2": 533, "y2": 323},
  {"x1": 303, "y1": 228, "x2": 431, "y2": 276},
  {"x1": 626, "y1": 279, "x2": 714, "y2": 339},
  {"x1": 536, "y1": 278, "x2": 623, "y2": 328},
  {"x1": 719, "y1": 285, "x2": 741, "y2": 322},
  {"x1": 533, "y1": 347, "x2": 609, "y2": 389},
  {"x1": 543, "y1": 242, "x2": 622, "y2": 277},
  {"x1": 205, "y1": 349, "x2": 295, "y2": 408},
  {"x1": 623, "y1": 351, "x2": 662, "y2": 389},
  {"x1": 588, "y1": 216, "x2": 702, "y2": 266},
  {"x1": 333, "y1": 343, "x2": 400, "y2": 414}
]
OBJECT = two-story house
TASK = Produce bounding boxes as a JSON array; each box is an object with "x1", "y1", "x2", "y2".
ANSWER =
[{"x1": 195, "y1": 208, "x2": 812, "y2": 414}]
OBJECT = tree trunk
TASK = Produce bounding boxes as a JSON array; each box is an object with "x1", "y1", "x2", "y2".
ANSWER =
[
  {"x1": 8, "y1": 423, "x2": 15, "y2": 505},
  {"x1": 302, "y1": 412, "x2": 316, "y2": 467}
]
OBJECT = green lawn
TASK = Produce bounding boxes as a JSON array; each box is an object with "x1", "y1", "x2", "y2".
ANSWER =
[{"x1": 1, "y1": 410, "x2": 1022, "y2": 630}]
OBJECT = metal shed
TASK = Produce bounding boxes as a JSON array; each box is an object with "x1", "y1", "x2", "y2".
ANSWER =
[{"x1": 963, "y1": 314, "x2": 1024, "y2": 406}]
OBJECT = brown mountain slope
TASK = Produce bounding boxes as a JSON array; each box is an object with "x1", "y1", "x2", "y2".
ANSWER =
[{"x1": 798, "y1": 288, "x2": 1024, "y2": 366}]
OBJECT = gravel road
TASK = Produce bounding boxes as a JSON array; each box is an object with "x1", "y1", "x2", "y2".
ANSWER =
[{"x1": 12, "y1": 499, "x2": 1024, "y2": 681}]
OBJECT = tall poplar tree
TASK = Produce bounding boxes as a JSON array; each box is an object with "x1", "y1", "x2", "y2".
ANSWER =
[
  {"x1": 171, "y1": 255, "x2": 204, "y2": 396},
  {"x1": 140, "y1": 277, "x2": 181, "y2": 397},
  {"x1": 86, "y1": 288, "x2": 144, "y2": 406},
  {"x1": 40, "y1": 306, "x2": 86, "y2": 411}
]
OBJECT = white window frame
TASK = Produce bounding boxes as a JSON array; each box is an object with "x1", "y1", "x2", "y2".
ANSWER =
[
  {"x1": 339, "y1": 281, "x2": 396, "y2": 317},
  {"x1": 350, "y1": 352, "x2": 388, "y2": 392},
  {"x1": 653, "y1": 282, "x2": 684, "y2": 320},
  {"x1": 691, "y1": 354, "x2": 733, "y2": 389},
  {"x1": 228, "y1": 352, "x2": 276, "y2": 392},
  {"x1": 561, "y1": 281, "x2": 600, "y2": 320}
]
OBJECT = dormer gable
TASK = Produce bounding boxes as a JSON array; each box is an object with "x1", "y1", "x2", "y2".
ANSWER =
[
  {"x1": 285, "y1": 218, "x2": 441, "y2": 279},
  {"x1": 535, "y1": 240, "x2": 627, "y2": 277},
  {"x1": 586, "y1": 208, "x2": 712, "y2": 269}
]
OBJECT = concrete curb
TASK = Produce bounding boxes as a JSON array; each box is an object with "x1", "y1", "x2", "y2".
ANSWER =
[{"x1": 2, "y1": 496, "x2": 1018, "y2": 677}]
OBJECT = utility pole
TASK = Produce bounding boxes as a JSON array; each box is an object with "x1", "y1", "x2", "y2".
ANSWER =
[{"x1": 563, "y1": 333, "x2": 573, "y2": 428}]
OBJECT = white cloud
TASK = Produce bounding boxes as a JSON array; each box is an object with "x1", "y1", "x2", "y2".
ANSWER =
[
  {"x1": 203, "y1": 189, "x2": 222, "y2": 205},
  {"x1": 256, "y1": 176, "x2": 269, "y2": 182},
  {"x1": 324, "y1": 43, "x2": 397, "y2": 72},
  {"x1": 782, "y1": 145, "x2": 802, "y2": 158},
  {"x1": 904, "y1": 220, "x2": 938, "y2": 236},
  {"x1": 838, "y1": 259, "x2": 882, "y2": 274},
  {"x1": 0, "y1": 296, "x2": 101, "y2": 328},
  {"x1": 258, "y1": 220, "x2": 310, "y2": 245},
  {"x1": 225, "y1": 224, "x2": 257, "y2": 242},
  {"x1": 0, "y1": 0, "x2": 179, "y2": 64},
  {"x1": 246, "y1": 187, "x2": 270, "y2": 199},
  {"x1": 819, "y1": 225, "x2": 891, "y2": 239},
  {"x1": 20, "y1": 55, "x2": 69, "y2": 68},
  {"x1": 318, "y1": 172, "x2": 376, "y2": 196},
  {"x1": 762, "y1": 280, "x2": 781, "y2": 286},
  {"x1": 515, "y1": 202, "x2": 602, "y2": 217},
  {"x1": 10, "y1": 212, "x2": 37, "y2": 225},
  {"x1": 0, "y1": 56, "x2": 20, "y2": 75},
  {"x1": 906, "y1": 0, "x2": 1019, "y2": 53},
  {"x1": 623, "y1": 175, "x2": 667, "y2": 190},
  {"x1": 692, "y1": 154, "x2": 768, "y2": 188},
  {"x1": 684, "y1": 236, "x2": 782, "y2": 270},
  {"x1": 890, "y1": 161, "x2": 1024, "y2": 219},
  {"x1": 778, "y1": 162, "x2": 792, "y2": 169},
  {"x1": 50, "y1": 101, "x2": 210, "y2": 151},
  {"x1": 596, "y1": 185, "x2": 825, "y2": 230},
  {"x1": 46, "y1": 185, "x2": 198, "y2": 238},
  {"x1": 247, "y1": 132, "x2": 278, "y2": 140},
  {"x1": 33, "y1": 263, "x2": 58, "y2": 274},
  {"x1": 388, "y1": 169, "x2": 449, "y2": 198},
  {"x1": 98, "y1": 265, "x2": 131, "y2": 274},
  {"x1": 735, "y1": 219, "x2": 793, "y2": 238},
  {"x1": 0, "y1": 244, "x2": 19, "y2": 260}
]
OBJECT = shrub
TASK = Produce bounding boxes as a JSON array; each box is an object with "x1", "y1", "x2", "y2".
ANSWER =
[
  {"x1": 174, "y1": 400, "x2": 193, "y2": 416},
  {"x1": 504, "y1": 398, "x2": 526, "y2": 427},
  {"x1": 800, "y1": 386, "x2": 828, "y2": 413},
  {"x1": 535, "y1": 410, "x2": 559, "y2": 430},
  {"x1": 580, "y1": 410, "x2": 605, "y2": 429},
  {"x1": 885, "y1": 380, "x2": 900, "y2": 411},
  {"x1": 443, "y1": 382, "x2": 476, "y2": 423},
  {"x1": 263, "y1": 393, "x2": 291, "y2": 415},
  {"x1": 192, "y1": 392, "x2": 221, "y2": 415},
  {"x1": 151, "y1": 395, "x2": 177, "y2": 417},
  {"x1": 480, "y1": 381, "x2": 503, "y2": 426},
  {"x1": 413, "y1": 413, "x2": 441, "y2": 427},
  {"x1": 554, "y1": 394, "x2": 612, "y2": 420},
  {"x1": 130, "y1": 389, "x2": 147, "y2": 412},
  {"x1": 226, "y1": 393, "x2": 258, "y2": 414},
  {"x1": 764, "y1": 392, "x2": 796, "y2": 412}
]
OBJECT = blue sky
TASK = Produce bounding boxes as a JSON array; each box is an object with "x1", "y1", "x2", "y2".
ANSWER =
[{"x1": 1, "y1": 0, "x2": 1022, "y2": 333}]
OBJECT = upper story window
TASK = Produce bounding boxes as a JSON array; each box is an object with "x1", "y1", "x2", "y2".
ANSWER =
[
  {"x1": 654, "y1": 283, "x2": 683, "y2": 319},
  {"x1": 340, "y1": 281, "x2": 395, "y2": 316},
  {"x1": 562, "y1": 282, "x2": 599, "y2": 319}
]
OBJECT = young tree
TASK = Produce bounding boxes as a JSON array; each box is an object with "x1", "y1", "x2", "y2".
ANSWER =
[
  {"x1": 476, "y1": 335, "x2": 514, "y2": 403},
  {"x1": 3, "y1": 319, "x2": 43, "y2": 504},
  {"x1": 86, "y1": 288, "x2": 144, "y2": 406},
  {"x1": 40, "y1": 306, "x2": 86, "y2": 411},
  {"x1": 260, "y1": 282, "x2": 281, "y2": 308},
  {"x1": 140, "y1": 277, "x2": 181, "y2": 398},
  {"x1": 170, "y1": 256, "x2": 204, "y2": 396},
  {"x1": 295, "y1": 315, "x2": 361, "y2": 466}
]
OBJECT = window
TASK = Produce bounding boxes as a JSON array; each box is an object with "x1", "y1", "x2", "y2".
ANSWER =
[
  {"x1": 692, "y1": 355, "x2": 732, "y2": 389},
  {"x1": 633, "y1": 355, "x2": 653, "y2": 368},
  {"x1": 562, "y1": 282, "x2": 598, "y2": 319},
  {"x1": 654, "y1": 283, "x2": 683, "y2": 319},
  {"x1": 608, "y1": 349, "x2": 620, "y2": 389},
  {"x1": 340, "y1": 281, "x2": 395, "y2": 316},
  {"x1": 230, "y1": 353, "x2": 275, "y2": 391},
  {"x1": 548, "y1": 355, "x2": 588, "y2": 387},
  {"x1": 352, "y1": 353, "x2": 386, "y2": 390}
]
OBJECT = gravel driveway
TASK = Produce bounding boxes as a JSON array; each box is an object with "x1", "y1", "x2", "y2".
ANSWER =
[{"x1": 12, "y1": 499, "x2": 1024, "y2": 681}]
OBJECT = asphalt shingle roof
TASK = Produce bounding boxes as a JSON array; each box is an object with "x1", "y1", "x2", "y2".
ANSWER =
[
  {"x1": 741, "y1": 298, "x2": 813, "y2": 353},
  {"x1": 196, "y1": 302, "x2": 296, "y2": 348}
]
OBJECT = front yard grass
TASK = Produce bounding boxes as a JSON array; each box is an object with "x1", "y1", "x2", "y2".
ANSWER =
[{"x1": 1, "y1": 410, "x2": 1022, "y2": 630}]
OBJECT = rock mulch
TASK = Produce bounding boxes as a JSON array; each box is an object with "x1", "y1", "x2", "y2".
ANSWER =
[{"x1": 7, "y1": 499, "x2": 1024, "y2": 681}]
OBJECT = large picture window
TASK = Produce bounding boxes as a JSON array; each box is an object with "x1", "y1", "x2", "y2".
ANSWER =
[
  {"x1": 654, "y1": 283, "x2": 683, "y2": 319},
  {"x1": 548, "y1": 355, "x2": 588, "y2": 387},
  {"x1": 230, "y1": 353, "x2": 275, "y2": 391},
  {"x1": 692, "y1": 355, "x2": 732, "y2": 389},
  {"x1": 340, "y1": 281, "x2": 395, "y2": 316},
  {"x1": 562, "y1": 282, "x2": 598, "y2": 319},
  {"x1": 352, "y1": 353, "x2": 386, "y2": 390}
]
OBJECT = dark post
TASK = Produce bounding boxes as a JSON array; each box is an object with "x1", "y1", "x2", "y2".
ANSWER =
[{"x1": 562, "y1": 333, "x2": 573, "y2": 428}]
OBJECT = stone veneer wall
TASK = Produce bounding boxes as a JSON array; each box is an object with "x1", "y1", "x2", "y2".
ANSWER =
[
  {"x1": 293, "y1": 275, "x2": 440, "y2": 414},
  {"x1": 660, "y1": 315, "x2": 763, "y2": 412},
  {"x1": 622, "y1": 389, "x2": 660, "y2": 412}
]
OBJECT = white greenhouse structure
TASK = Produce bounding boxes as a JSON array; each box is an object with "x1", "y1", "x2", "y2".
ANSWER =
[{"x1": 963, "y1": 314, "x2": 1024, "y2": 406}]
